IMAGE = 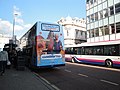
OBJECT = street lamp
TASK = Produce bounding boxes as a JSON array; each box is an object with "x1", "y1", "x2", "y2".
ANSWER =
[{"x1": 13, "y1": 13, "x2": 18, "y2": 43}]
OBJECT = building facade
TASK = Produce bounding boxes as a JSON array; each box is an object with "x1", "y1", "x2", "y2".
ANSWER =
[
  {"x1": 0, "y1": 34, "x2": 11, "y2": 50},
  {"x1": 58, "y1": 16, "x2": 86, "y2": 46},
  {"x1": 86, "y1": 0, "x2": 120, "y2": 42}
]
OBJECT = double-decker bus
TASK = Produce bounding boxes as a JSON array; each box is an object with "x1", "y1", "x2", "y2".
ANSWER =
[
  {"x1": 20, "y1": 21, "x2": 65, "y2": 68},
  {"x1": 65, "y1": 40, "x2": 120, "y2": 67}
]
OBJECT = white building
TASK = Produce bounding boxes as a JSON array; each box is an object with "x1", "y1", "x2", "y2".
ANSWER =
[
  {"x1": 0, "y1": 34, "x2": 11, "y2": 50},
  {"x1": 58, "y1": 16, "x2": 86, "y2": 46},
  {"x1": 86, "y1": 0, "x2": 120, "y2": 42}
]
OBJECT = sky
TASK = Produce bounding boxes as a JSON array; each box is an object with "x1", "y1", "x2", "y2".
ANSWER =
[{"x1": 0, "y1": 0, "x2": 86, "y2": 39}]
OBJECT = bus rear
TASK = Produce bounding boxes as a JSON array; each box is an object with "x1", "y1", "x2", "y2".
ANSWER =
[{"x1": 36, "y1": 22, "x2": 65, "y2": 67}]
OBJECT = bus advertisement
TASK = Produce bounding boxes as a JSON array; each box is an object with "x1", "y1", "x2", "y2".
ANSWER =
[
  {"x1": 65, "y1": 40, "x2": 120, "y2": 68},
  {"x1": 20, "y1": 21, "x2": 65, "y2": 68}
]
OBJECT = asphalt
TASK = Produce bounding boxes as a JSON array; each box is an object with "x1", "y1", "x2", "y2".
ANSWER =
[{"x1": 0, "y1": 67, "x2": 58, "y2": 90}]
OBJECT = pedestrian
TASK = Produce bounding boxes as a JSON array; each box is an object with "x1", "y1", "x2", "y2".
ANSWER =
[
  {"x1": 0, "y1": 48, "x2": 9, "y2": 76},
  {"x1": 12, "y1": 49, "x2": 17, "y2": 68}
]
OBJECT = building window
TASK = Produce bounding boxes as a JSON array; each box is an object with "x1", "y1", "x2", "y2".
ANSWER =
[
  {"x1": 94, "y1": 0, "x2": 97, "y2": 3},
  {"x1": 90, "y1": 14, "x2": 94, "y2": 22},
  {"x1": 88, "y1": 30, "x2": 91, "y2": 38},
  {"x1": 86, "y1": 0, "x2": 90, "y2": 10},
  {"x1": 110, "y1": 24, "x2": 115, "y2": 34},
  {"x1": 91, "y1": 29, "x2": 95, "y2": 37},
  {"x1": 75, "y1": 29, "x2": 81, "y2": 39},
  {"x1": 115, "y1": 3, "x2": 120, "y2": 14},
  {"x1": 94, "y1": 0, "x2": 98, "y2": 6},
  {"x1": 67, "y1": 30, "x2": 69, "y2": 36},
  {"x1": 104, "y1": 25, "x2": 109, "y2": 35},
  {"x1": 99, "y1": 10, "x2": 103, "y2": 19},
  {"x1": 103, "y1": 9, "x2": 108, "y2": 18},
  {"x1": 81, "y1": 31, "x2": 87, "y2": 40},
  {"x1": 98, "y1": 0, "x2": 102, "y2": 4},
  {"x1": 87, "y1": 16, "x2": 90, "y2": 23},
  {"x1": 65, "y1": 27, "x2": 70, "y2": 36},
  {"x1": 95, "y1": 12, "x2": 98, "y2": 21},
  {"x1": 95, "y1": 28, "x2": 99, "y2": 37},
  {"x1": 90, "y1": 0, "x2": 93, "y2": 5},
  {"x1": 116, "y1": 22, "x2": 120, "y2": 33},
  {"x1": 109, "y1": 6, "x2": 114, "y2": 16},
  {"x1": 86, "y1": 0, "x2": 90, "y2": 3},
  {"x1": 99, "y1": 27, "x2": 104, "y2": 36}
]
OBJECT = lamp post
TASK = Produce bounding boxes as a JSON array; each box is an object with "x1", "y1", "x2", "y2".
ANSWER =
[{"x1": 13, "y1": 13, "x2": 18, "y2": 44}]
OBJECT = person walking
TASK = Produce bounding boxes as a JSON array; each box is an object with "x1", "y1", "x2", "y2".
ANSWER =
[
  {"x1": 0, "y1": 48, "x2": 9, "y2": 76},
  {"x1": 12, "y1": 49, "x2": 17, "y2": 68}
]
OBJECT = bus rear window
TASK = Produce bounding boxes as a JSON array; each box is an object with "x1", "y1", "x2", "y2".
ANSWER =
[{"x1": 41, "y1": 23, "x2": 60, "y2": 32}]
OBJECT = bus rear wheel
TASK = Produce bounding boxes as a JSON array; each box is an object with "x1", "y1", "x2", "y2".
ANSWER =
[{"x1": 105, "y1": 60, "x2": 113, "y2": 67}]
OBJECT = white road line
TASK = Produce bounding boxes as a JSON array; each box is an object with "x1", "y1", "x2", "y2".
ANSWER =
[
  {"x1": 34, "y1": 72, "x2": 60, "y2": 90},
  {"x1": 78, "y1": 73, "x2": 88, "y2": 77},
  {"x1": 66, "y1": 62, "x2": 120, "y2": 72},
  {"x1": 55, "y1": 67, "x2": 60, "y2": 69},
  {"x1": 51, "y1": 85, "x2": 61, "y2": 90},
  {"x1": 100, "y1": 79, "x2": 119, "y2": 86},
  {"x1": 64, "y1": 69, "x2": 71, "y2": 73}
]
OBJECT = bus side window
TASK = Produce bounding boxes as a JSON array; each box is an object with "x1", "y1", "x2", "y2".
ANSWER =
[
  {"x1": 81, "y1": 47, "x2": 85, "y2": 55},
  {"x1": 74, "y1": 48, "x2": 77, "y2": 54},
  {"x1": 104, "y1": 46, "x2": 110, "y2": 55},
  {"x1": 77, "y1": 48, "x2": 81, "y2": 55},
  {"x1": 119, "y1": 45, "x2": 120, "y2": 55},
  {"x1": 115, "y1": 45, "x2": 119, "y2": 56}
]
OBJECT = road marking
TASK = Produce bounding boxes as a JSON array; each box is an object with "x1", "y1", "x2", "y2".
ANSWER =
[
  {"x1": 55, "y1": 67, "x2": 60, "y2": 69},
  {"x1": 78, "y1": 73, "x2": 88, "y2": 77},
  {"x1": 34, "y1": 72, "x2": 60, "y2": 90},
  {"x1": 64, "y1": 69, "x2": 71, "y2": 73},
  {"x1": 51, "y1": 85, "x2": 61, "y2": 90},
  {"x1": 66, "y1": 62, "x2": 120, "y2": 72},
  {"x1": 100, "y1": 79, "x2": 119, "y2": 86}
]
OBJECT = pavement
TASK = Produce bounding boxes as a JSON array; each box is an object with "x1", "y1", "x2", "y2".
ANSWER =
[{"x1": 0, "y1": 67, "x2": 58, "y2": 90}]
